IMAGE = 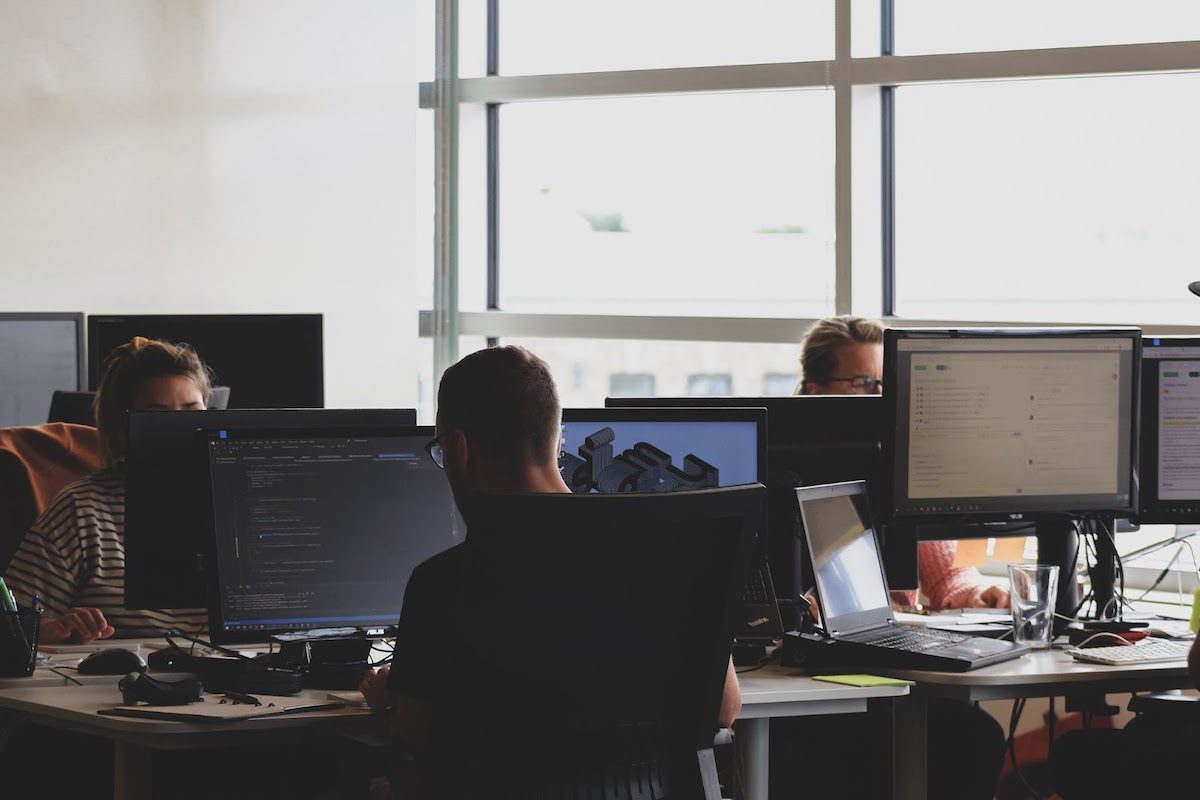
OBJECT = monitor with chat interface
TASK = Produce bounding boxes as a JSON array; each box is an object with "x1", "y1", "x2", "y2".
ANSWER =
[
  {"x1": 1139, "y1": 336, "x2": 1200, "y2": 523},
  {"x1": 0, "y1": 313, "x2": 84, "y2": 427},
  {"x1": 559, "y1": 407, "x2": 764, "y2": 494},
  {"x1": 885, "y1": 328, "x2": 1140, "y2": 521},
  {"x1": 204, "y1": 426, "x2": 458, "y2": 644}
]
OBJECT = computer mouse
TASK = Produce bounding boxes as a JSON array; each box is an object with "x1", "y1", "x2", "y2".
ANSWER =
[{"x1": 77, "y1": 648, "x2": 148, "y2": 676}]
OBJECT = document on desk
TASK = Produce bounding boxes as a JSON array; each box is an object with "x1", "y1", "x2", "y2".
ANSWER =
[{"x1": 98, "y1": 696, "x2": 343, "y2": 722}]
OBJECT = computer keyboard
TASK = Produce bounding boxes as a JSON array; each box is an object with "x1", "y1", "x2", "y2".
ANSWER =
[
  {"x1": 742, "y1": 564, "x2": 773, "y2": 604},
  {"x1": 1067, "y1": 637, "x2": 1193, "y2": 666},
  {"x1": 853, "y1": 625, "x2": 971, "y2": 652}
]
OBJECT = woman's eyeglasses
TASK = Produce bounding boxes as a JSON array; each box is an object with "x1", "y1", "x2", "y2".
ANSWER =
[{"x1": 824, "y1": 375, "x2": 883, "y2": 394}]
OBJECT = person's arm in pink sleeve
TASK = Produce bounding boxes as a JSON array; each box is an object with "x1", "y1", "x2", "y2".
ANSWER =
[{"x1": 916, "y1": 541, "x2": 1009, "y2": 610}]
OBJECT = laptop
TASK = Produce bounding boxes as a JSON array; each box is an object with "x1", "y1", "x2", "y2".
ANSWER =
[{"x1": 794, "y1": 481, "x2": 1029, "y2": 672}]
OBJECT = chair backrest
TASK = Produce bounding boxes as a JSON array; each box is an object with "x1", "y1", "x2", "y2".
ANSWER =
[
  {"x1": 0, "y1": 424, "x2": 104, "y2": 572},
  {"x1": 208, "y1": 386, "x2": 231, "y2": 410},
  {"x1": 46, "y1": 391, "x2": 95, "y2": 425},
  {"x1": 436, "y1": 484, "x2": 763, "y2": 795}
]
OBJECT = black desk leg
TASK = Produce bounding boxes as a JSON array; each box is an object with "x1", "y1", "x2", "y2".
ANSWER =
[
  {"x1": 114, "y1": 741, "x2": 152, "y2": 800},
  {"x1": 894, "y1": 694, "x2": 927, "y2": 800}
]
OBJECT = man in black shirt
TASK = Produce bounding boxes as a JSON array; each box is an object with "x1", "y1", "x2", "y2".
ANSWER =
[{"x1": 358, "y1": 347, "x2": 742, "y2": 778}]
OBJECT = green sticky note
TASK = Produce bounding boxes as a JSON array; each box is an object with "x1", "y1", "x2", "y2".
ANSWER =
[{"x1": 812, "y1": 674, "x2": 914, "y2": 688}]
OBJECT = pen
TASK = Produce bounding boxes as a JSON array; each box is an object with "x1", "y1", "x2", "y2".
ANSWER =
[
  {"x1": 223, "y1": 690, "x2": 262, "y2": 706},
  {"x1": 0, "y1": 577, "x2": 16, "y2": 612}
]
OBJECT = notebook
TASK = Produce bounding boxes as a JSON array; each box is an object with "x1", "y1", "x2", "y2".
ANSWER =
[
  {"x1": 793, "y1": 481, "x2": 1029, "y2": 672},
  {"x1": 98, "y1": 695, "x2": 344, "y2": 722}
]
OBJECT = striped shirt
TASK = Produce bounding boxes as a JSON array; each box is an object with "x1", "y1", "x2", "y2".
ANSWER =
[{"x1": 4, "y1": 468, "x2": 208, "y2": 638}]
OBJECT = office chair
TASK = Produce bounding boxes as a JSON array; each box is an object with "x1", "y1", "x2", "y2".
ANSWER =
[
  {"x1": 208, "y1": 386, "x2": 231, "y2": 409},
  {"x1": 426, "y1": 484, "x2": 764, "y2": 800},
  {"x1": 0, "y1": 423, "x2": 103, "y2": 572}
]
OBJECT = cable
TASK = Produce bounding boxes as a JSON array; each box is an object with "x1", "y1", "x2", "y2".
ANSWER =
[
  {"x1": 1072, "y1": 631, "x2": 1132, "y2": 649},
  {"x1": 1005, "y1": 697, "x2": 1045, "y2": 800}
]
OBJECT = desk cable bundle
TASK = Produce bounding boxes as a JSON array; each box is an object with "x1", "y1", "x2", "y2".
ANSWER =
[{"x1": 160, "y1": 630, "x2": 305, "y2": 695}]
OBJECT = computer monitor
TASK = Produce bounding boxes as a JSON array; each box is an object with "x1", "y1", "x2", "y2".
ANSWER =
[
  {"x1": 87, "y1": 314, "x2": 324, "y2": 408},
  {"x1": 124, "y1": 408, "x2": 418, "y2": 611},
  {"x1": 205, "y1": 426, "x2": 459, "y2": 645},
  {"x1": 885, "y1": 328, "x2": 1140, "y2": 523},
  {"x1": 560, "y1": 407, "x2": 765, "y2": 494},
  {"x1": 0, "y1": 313, "x2": 84, "y2": 428},
  {"x1": 603, "y1": 396, "x2": 917, "y2": 596},
  {"x1": 1139, "y1": 335, "x2": 1200, "y2": 524}
]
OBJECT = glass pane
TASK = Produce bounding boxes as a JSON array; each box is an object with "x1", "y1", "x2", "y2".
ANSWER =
[
  {"x1": 687, "y1": 374, "x2": 733, "y2": 396},
  {"x1": 500, "y1": 92, "x2": 835, "y2": 318},
  {"x1": 610, "y1": 373, "x2": 656, "y2": 397},
  {"x1": 487, "y1": 338, "x2": 803, "y2": 409},
  {"x1": 499, "y1": 0, "x2": 833, "y2": 75},
  {"x1": 895, "y1": 75, "x2": 1200, "y2": 324},
  {"x1": 417, "y1": 337, "x2": 490, "y2": 424},
  {"x1": 895, "y1": 0, "x2": 1200, "y2": 55}
]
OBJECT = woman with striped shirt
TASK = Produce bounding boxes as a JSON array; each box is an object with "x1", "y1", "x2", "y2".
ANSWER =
[{"x1": 4, "y1": 337, "x2": 211, "y2": 642}]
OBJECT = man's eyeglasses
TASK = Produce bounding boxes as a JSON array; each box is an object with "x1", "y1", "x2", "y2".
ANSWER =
[
  {"x1": 424, "y1": 436, "x2": 446, "y2": 469},
  {"x1": 824, "y1": 375, "x2": 883, "y2": 394}
]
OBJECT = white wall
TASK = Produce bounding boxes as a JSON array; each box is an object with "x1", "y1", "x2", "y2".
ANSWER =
[{"x1": 0, "y1": 1, "x2": 420, "y2": 409}]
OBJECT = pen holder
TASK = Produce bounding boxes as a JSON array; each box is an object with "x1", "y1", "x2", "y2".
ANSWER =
[{"x1": 0, "y1": 606, "x2": 42, "y2": 677}]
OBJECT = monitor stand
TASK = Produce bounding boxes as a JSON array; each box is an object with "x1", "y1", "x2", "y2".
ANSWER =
[
  {"x1": 1036, "y1": 520, "x2": 1082, "y2": 635},
  {"x1": 1089, "y1": 522, "x2": 1119, "y2": 621},
  {"x1": 1037, "y1": 518, "x2": 1123, "y2": 632}
]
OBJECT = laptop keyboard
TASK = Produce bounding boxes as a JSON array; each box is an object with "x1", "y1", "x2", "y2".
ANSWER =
[{"x1": 851, "y1": 625, "x2": 971, "y2": 652}]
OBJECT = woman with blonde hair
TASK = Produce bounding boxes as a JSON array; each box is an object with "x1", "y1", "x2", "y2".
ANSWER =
[{"x1": 4, "y1": 337, "x2": 211, "y2": 642}]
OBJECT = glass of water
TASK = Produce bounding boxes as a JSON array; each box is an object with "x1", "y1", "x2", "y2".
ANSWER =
[{"x1": 1008, "y1": 564, "x2": 1059, "y2": 648}]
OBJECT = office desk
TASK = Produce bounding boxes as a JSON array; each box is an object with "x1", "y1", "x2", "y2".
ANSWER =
[
  {"x1": 737, "y1": 664, "x2": 910, "y2": 800},
  {"x1": 0, "y1": 683, "x2": 369, "y2": 799},
  {"x1": 874, "y1": 647, "x2": 1192, "y2": 800}
]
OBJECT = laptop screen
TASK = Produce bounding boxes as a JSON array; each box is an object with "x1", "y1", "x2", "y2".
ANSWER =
[{"x1": 796, "y1": 482, "x2": 894, "y2": 634}]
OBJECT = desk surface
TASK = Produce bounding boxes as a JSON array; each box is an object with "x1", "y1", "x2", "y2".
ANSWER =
[
  {"x1": 737, "y1": 664, "x2": 908, "y2": 719},
  {"x1": 0, "y1": 684, "x2": 369, "y2": 748},
  {"x1": 874, "y1": 646, "x2": 1192, "y2": 701}
]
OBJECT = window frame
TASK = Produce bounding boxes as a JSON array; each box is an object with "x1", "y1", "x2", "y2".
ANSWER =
[{"x1": 421, "y1": 0, "x2": 1200, "y2": 593}]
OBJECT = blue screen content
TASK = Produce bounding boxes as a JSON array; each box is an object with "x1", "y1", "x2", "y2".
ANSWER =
[{"x1": 559, "y1": 420, "x2": 759, "y2": 494}]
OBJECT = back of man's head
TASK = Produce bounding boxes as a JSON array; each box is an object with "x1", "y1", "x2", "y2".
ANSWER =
[{"x1": 437, "y1": 346, "x2": 561, "y2": 468}]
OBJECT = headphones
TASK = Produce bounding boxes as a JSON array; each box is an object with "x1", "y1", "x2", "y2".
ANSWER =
[{"x1": 119, "y1": 672, "x2": 205, "y2": 706}]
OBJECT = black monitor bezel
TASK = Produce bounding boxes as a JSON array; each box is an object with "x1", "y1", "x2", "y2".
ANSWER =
[
  {"x1": 1138, "y1": 335, "x2": 1200, "y2": 524},
  {"x1": 561, "y1": 406, "x2": 768, "y2": 488},
  {"x1": 86, "y1": 313, "x2": 324, "y2": 406},
  {"x1": 883, "y1": 327, "x2": 1142, "y2": 524},
  {"x1": 0, "y1": 312, "x2": 85, "y2": 392},
  {"x1": 201, "y1": 424, "x2": 441, "y2": 645}
]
